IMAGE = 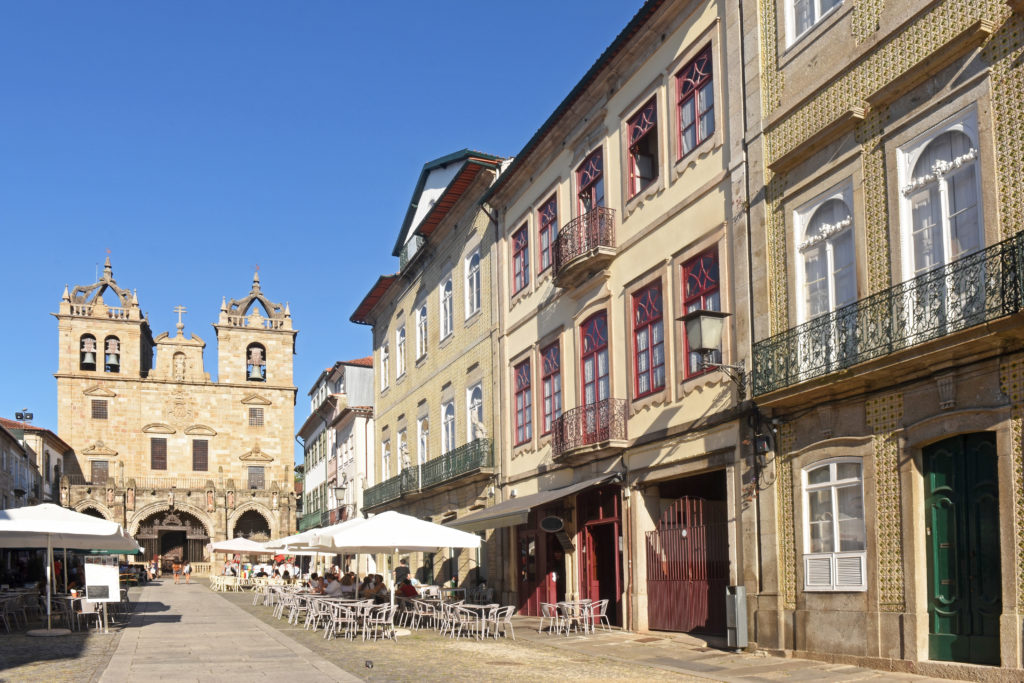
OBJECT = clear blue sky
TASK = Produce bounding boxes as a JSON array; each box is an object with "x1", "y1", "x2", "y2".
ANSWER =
[{"x1": 0, "y1": 1, "x2": 644, "y2": 465}]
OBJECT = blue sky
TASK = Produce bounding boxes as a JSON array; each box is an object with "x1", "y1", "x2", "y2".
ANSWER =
[{"x1": 0, "y1": 1, "x2": 644, "y2": 463}]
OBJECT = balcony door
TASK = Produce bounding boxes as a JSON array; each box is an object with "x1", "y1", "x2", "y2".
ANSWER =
[
  {"x1": 901, "y1": 122, "x2": 985, "y2": 340},
  {"x1": 580, "y1": 312, "x2": 609, "y2": 444}
]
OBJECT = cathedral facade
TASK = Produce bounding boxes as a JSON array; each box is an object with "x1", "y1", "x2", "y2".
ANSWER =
[{"x1": 55, "y1": 260, "x2": 297, "y2": 568}]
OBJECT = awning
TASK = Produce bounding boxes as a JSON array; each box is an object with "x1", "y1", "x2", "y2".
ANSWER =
[{"x1": 447, "y1": 474, "x2": 618, "y2": 533}]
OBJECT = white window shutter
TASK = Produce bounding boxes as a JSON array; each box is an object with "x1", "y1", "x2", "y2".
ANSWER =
[
  {"x1": 804, "y1": 555, "x2": 833, "y2": 590},
  {"x1": 835, "y1": 553, "x2": 866, "y2": 591}
]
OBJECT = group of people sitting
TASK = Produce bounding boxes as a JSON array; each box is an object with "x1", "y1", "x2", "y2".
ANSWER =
[{"x1": 304, "y1": 571, "x2": 419, "y2": 601}]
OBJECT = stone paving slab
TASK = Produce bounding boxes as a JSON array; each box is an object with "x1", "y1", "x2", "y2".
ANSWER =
[{"x1": 98, "y1": 582, "x2": 358, "y2": 683}]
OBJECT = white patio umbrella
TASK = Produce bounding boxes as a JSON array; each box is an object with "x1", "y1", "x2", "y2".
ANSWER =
[
  {"x1": 310, "y1": 511, "x2": 481, "y2": 608},
  {"x1": 265, "y1": 517, "x2": 368, "y2": 576},
  {"x1": 0, "y1": 503, "x2": 141, "y2": 636},
  {"x1": 209, "y1": 537, "x2": 270, "y2": 554}
]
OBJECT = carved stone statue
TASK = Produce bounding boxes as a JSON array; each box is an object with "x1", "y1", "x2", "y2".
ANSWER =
[
  {"x1": 173, "y1": 352, "x2": 186, "y2": 382},
  {"x1": 272, "y1": 490, "x2": 279, "y2": 510},
  {"x1": 106, "y1": 487, "x2": 114, "y2": 505},
  {"x1": 169, "y1": 489, "x2": 175, "y2": 509},
  {"x1": 206, "y1": 490, "x2": 215, "y2": 512},
  {"x1": 471, "y1": 414, "x2": 488, "y2": 440},
  {"x1": 127, "y1": 487, "x2": 135, "y2": 511},
  {"x1": 227, "y1": 490, "x2": 235, "y2": 509}
]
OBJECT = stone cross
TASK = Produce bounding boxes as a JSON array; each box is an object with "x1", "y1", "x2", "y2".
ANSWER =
[{"x1": 174, "y1": 305, "x2": 187, "y2": 334}]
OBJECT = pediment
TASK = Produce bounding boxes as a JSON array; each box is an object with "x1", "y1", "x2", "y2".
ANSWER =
[
  {"x1": 83, "y1": 385, "x2": 117, "y2": 398},
  {"x1": 241, "y1": 393, "x2": 272, "y2": 406},
  {"x1": 185, "y1": 424, "x2": 217, "y2": 436},
  {"x1": 142, "y1": 423, "x2": 176, "y2": 434},
  {"x1": 239, "y1": 446, "x2": 274, "y2": 462},
  {"x1": 81, "y1": 440, "x2": 117, "y2": 456}
]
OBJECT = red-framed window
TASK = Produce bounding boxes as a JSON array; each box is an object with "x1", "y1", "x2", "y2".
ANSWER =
[
  {"x1": 633, "y1": 282, "x2": 665, "y2": 397},
  {"x1": 580, "y1": 312, "x2": 609, "y2": 406},
  {"x1": 676, "y1": 45, "x2": 714, "y2": 159},
  {"x1": 576, "y1": 149, "x2": 605, "y2": 214},
  {"x1": 682, "y1": 249, "x2": 721, "y2": 376},
  {"x1": 541, "y1": 342, "x2": 561, "y2": 435},
  {"x1": 514, "y1": 359, "x2": 533, "y2": 445},
  {"x1": 628, "y1": 98, "x2": 658, "y2": 197},
  {"x1": 537, "y1": 195, "x2": 558, "y2": 273},
  {"x1": 512, "y1": 225, "x2": 530, "y2": 294}
]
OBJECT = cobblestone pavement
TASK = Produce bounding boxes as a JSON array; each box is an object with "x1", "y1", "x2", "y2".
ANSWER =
[
  {"x1": 218, "y1": 588, "x2": 699, "y2": 681},
  {"x1": 0, "y1": 592, "x2": 131, "y2": 683},
  {"x1": 217, "y1": 588, "x2": 962, "y2": 683}
]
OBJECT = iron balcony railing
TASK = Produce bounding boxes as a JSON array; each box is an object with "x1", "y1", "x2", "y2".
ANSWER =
[
  {"x1": 551, "y1": 399, "x2": 627, "y2": 457},
  {"x1": 553, "y1": 207, "x2": 616, "y2": 275},
  {"x1": 297, "y1": 511, "x2": 322, "y2": 532},
  {"x1": 399, "y1": 234, "x2": 426, "y2": 271},
  {"x1": 363, "y1": 474, "x2": 403, "y2": 509},
  {"x1": 753, "y1": 233, "x2": 1024, "y2": 395},
  {"x1": 363, "y1": 438, "x2": 493, "y2": 508}
]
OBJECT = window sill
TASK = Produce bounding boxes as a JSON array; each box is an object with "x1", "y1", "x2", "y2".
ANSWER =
[
  {"x1": 464, "y1": 308, "x2": 482, "y2": 326},
  {"x1": 623, "y1": 175, "x2": 664, "y2": 220},
  {"x1": 670, "y1": 134, "x2": 720, "y2": 184},
  {"x1": 629, "y1": 387, "x2": 670, "y2": 416},
  {"x1": 438, "y1": 332, "x2": 454, "y2": 350},
  {"x1": 415, "y1": 355, "x2": 428, "y2": 368}
]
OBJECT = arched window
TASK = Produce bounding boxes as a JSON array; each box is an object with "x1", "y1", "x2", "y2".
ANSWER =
[
  {"x1": 246, "y1": 342, "x2": 267, "y2": 382},
  {"x1": 440, "y1": 278, "x2": 453, "y2": 339},
  {"x1": 396, "y1": 326, "x2": 406, "y2": 376},
  {"x1": 902, "y1": 126, "x2": 981, "y2": 277},
  {"x1": 467, "y1": 384, "x2": 484, "y2": 441},
  {"x1": 798, "y1": 191, "x2": 856, "y2": 320},
  {"x1": 465, "y1": 252, "x2": 481, "y2": 317},
  {"x1": 103, "y1": 335, "x2": 121, "y2": 373},
  {"x1": 381, "y1": 343, "x2": 390, "y2": 390},
  {"x1": 441, "y1": 401, "x2": 455, "y2": 454},
  {"x1": 802, "y1": 458, "x2": 866, "y2": 591},
  {"x1": 416, "y1": 304, "x2": 428, "y2": 359},
  {"x1": 417, "y1": 417, "x2": 429, "y2": 464},
  {"x1": 80, "y1": 334, "x2": 98, "y2": 371}
]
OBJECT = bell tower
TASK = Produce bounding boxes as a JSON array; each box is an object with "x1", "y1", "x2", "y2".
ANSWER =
[
  {"x1": 54, "y1": 257, "x2": 154, "y2": 382},
  {"x1": 213, "y1": 271, "x2": 296, "y2": 387}
]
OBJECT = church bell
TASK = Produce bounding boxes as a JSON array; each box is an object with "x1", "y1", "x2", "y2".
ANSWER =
[
  {"x1": 82, "y1": 351, "x2": 96, "y2": 367},
  {"x1": 248, "y1": 364, "x2": 264, "y2": 381}
]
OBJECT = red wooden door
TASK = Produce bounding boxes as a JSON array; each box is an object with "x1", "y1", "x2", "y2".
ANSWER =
[
  {"x1": 646, "y1": 496, "x2": 728, "y2": 634},
  {"x1": 518, "y1": 530, "x2": 556, "y2": 616}
]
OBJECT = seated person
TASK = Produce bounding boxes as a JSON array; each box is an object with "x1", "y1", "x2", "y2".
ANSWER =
[
  {"x1": 255, "y1": 568, "x2": 268, "y2": 578},
  {"x1": 370, "y1": 574, "x2": 390, "y2": 601},
  {"x1": 339, "y1": 572, "x2": 357, "y2": 597},
  {"x1": 358, "y1": 576, "x2": 375, "y2": 598},
  {"x1": 397, "y1": 578, "x2": 418, "y2": 598},
  {"x1": 324, "y1": 574, "x2": 343, "y2": 597},
  {"x1": 309, "y1": 573, "x2": 325, "y2": 594}
]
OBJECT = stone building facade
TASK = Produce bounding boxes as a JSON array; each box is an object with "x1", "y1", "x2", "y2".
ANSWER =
[
  {"x1": 352, "y1": 149, "x2": 504, "y2": 588},
  {"x1": 462, "y1": 0, "x2": 753, "y2": 632},
  {"x1": 55, "y1": 260, "x2": 297, "y2": 567},
  {"x1": 0, "y1": 417, "x2": 71, "y2": 504},
  {"x1": 745, "y1": 0, "x2": 1024, "y2": 677}
]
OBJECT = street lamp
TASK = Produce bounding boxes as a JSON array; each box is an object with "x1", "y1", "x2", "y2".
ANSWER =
[
  {"x1": 331, "y1": 484, "x2": 350, "y2": 521},
  {"x1": 678, "y1": 309, "x2": 745, "y2": 396}
]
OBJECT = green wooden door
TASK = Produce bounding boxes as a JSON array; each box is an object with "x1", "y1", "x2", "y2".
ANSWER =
[{"x1": 924, "y1": 433, "x2": 1001, "y2": 665}]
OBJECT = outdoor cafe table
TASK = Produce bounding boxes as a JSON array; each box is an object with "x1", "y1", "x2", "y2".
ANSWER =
[
  {"x1": 460, "y1": 603, "x2": 498, "y2": 638},
  {"x1": 557, "y1": 600, "x2": 594, "y2": 635},
  {"x1": 438, "y1": 587, "x2": 466, "y2": 602}
]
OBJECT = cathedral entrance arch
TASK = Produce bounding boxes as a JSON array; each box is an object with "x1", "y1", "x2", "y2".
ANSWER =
[
  {"x1": 75, "y1": 503, "x2": 110, "y2": 520},
  {"x1": 135, "y1": 509, "x2": 210, "y2": 572},
  {"x1": 233, "y1": 510, "x2": 271, "y2": 541}
]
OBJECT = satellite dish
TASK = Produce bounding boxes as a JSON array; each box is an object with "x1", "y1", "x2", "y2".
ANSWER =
[{"x1": 540, "y1": 515, "x2": 564, "y2": 533}]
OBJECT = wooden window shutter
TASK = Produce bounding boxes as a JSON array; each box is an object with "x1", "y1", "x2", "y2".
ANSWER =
[
  {"x1": 192, "y1": 440, "x2": 208, "y2": 472},
  {"x1": 151, "y1": 438, "x2": 167, "y2": 470}
]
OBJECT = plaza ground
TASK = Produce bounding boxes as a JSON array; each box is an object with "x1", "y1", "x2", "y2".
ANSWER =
[{"x1": 0, "y1": 579, "x2": 969, "y2": 682}]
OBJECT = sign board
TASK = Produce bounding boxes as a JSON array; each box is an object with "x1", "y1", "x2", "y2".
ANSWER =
[{"x1": 84, "y1": 556, "x2": 120, "y2": 603}]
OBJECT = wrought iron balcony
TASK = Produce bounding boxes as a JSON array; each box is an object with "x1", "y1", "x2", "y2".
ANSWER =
[
  {"x1": 753, "y1": 233, "x2": 1024, "y2": 396},
  {"x1": 399, "y1": 234, "x2": 426, "y2": 271},
  {"x1": 297, "y1": 511, "x2": 322, "y2": 532},
  {"x1": 553, "y1": 208, "x2": 616, "y2": 288},
  {"x1": 551, "y1": 399, "x2": 628, "y2": 458},
  {"x1": 363, "y1": 474, "x2": 403, "y2": 509},
  {"x1": 362, "y1": 438, "x2": 493, "y2": 509}
]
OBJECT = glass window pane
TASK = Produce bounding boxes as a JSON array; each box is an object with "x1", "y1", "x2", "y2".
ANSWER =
[
  {"x1": 807, "y1": 464, "x2": 831, "y2": 485},
  {"x1": 808, "y1": 487, "x2": 834, "y2": 553},
  {"x1": 836, "y1": 462, "x2": 860, "y2": 481},
  {"x1": 837, "y1": 485, "x2": 865, "y2": 551},
  {"x1": 910, "y1": 186, "x2": 942, "y2": 273},
  {"x1": 948, "y1": 166, "x2": 980, "y2": 258}
]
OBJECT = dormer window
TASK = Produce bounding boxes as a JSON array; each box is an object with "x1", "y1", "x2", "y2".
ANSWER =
[
  {"x1": 104, "y1": 336, "x2": 121, "y2": 373},
  {"x1": 80, "y1": 334, "x2": 97, "y2": 371},
  {"x1": 246, "y1": 343, "x2": 267, "y2": 382}
]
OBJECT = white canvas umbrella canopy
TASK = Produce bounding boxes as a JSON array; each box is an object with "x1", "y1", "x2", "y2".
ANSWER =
[
  {"x1": 0, "y1": 503, "x2": 141, "y2": 635},
  {"x1": 265, "y1": 517, "x2": 369, "y2": 575},
  {"x1": 209, "y1": 537, "x2": 270, "y2": 554},
  {"x1": 311, "y1": 511, "x2": 481, "y2": 608},
  {"x1": 311, "y1": 511, "x2": 480, "y2": 554}
]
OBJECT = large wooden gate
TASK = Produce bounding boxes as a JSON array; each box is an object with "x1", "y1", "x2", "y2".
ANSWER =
[{"x1": 646, "y1": 496, "x2": 728, "y2": 634}]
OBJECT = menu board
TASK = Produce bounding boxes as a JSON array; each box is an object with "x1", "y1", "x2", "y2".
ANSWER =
[{"x1": 84, "y1": 556, "x2": 120, "y2": 603}]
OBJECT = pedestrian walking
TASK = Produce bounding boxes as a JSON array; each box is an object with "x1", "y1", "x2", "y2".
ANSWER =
[
  {"x1": 183, "y1": 561, "x2": 192, "y2": 584},
  {"x1": 172, "y1": 559, "x2": 182, "y2": 584}
]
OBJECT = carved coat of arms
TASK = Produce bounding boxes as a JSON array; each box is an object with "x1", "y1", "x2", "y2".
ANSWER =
[{"x1": 165, "y1": 388, "x2": 195, "y2": 427}]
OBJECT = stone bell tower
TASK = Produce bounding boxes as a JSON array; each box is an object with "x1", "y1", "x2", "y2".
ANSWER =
[{"x1": 214, "y1": 271, "x2": 296, "y2": 387}]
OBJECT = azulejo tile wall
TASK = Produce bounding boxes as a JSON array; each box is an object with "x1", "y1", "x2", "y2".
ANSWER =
[
  {"x1": 1000, "y1": 354, "x2": 1024, "y2": 609},
  {"x1": 866, "y1": 393, "x2": 905, "y2": 612}
]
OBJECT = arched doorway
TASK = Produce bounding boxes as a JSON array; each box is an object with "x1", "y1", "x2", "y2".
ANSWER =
[
  {"x1": 233, "y1": 509, "x2": 271, "y2": 541},
  {"x1": 135, "y1": 510, "x2": 210, "y2": 572},
  {"x1": 80, "y1": 507, "x2": 107, "y2": 520}
]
